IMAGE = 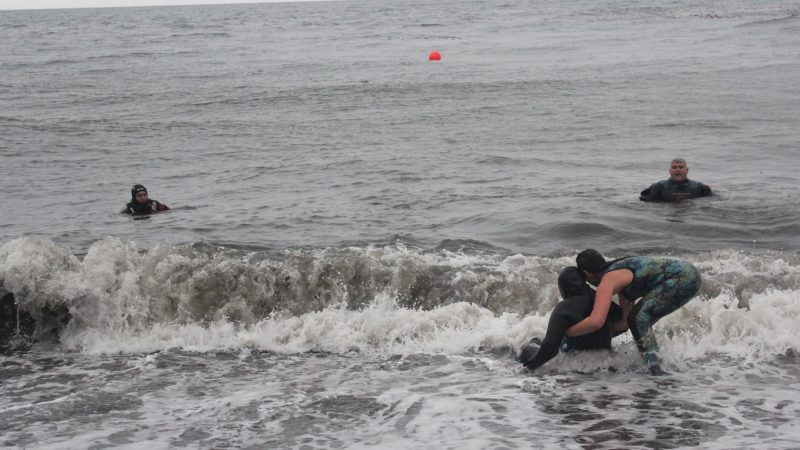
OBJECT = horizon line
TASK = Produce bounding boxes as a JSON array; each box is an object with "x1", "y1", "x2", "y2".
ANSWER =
[{"x1": 0, "y1": 0, "x2": 330, "y2": 12}]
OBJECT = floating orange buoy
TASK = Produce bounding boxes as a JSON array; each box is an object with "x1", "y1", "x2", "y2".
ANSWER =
[{"x1": 428, "y1": 51, "x2": 441, "y2": 61}]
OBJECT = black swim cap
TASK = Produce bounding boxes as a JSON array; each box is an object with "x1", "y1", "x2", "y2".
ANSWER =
[
  {"x1": 131, "y1": 184, "x2": 147, "y2": 199},
  {"x1": 557, "y1": 267, "x2": 594, "y2": 299},
  {"x1": 576, "y1": 249, "x2": 607, "y2": 274}
]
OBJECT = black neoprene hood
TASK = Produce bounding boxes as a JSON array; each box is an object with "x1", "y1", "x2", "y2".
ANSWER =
[
  {"x1": 557, "y1": 267, "x2": 594, "y2": 298},
  {"x1": 131, "y1": 184, "x2": 147, "y2": 200},
  {"x1": 576, "y1": 249, "x2": 607, "y2": 274}
]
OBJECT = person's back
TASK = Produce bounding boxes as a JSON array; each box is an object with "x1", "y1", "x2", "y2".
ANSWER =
[
  {"x1": 640, "y1": 158, "x2": 711, "y2": 202},
  {"x1": 603, "y1": 256, "x2": 697, "y2": 300}
]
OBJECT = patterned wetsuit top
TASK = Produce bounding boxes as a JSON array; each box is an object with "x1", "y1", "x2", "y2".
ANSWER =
[{"x1": 603, "y1": 256, "x2": 687, "y2": 300}]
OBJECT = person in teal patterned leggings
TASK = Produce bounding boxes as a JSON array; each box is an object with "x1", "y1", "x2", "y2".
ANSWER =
[{"x1": 566, "y1": 249, "x2": 702, "y2": 375}]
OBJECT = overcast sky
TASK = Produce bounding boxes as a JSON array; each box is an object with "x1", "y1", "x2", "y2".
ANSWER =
[{"x1": 0, "y1": 0, "x2": 314, "y2": 11}]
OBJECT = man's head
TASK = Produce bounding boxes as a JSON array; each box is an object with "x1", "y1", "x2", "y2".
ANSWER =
[
  {"x1": 576, "y1": 249, "x2": 607, "y2": 285},
  {"x1": 669, "y1": 158, "x2": 689, "y2": 182},
  {"x1": 131, "y1": 184, "x2": 149, "y2": 204}
]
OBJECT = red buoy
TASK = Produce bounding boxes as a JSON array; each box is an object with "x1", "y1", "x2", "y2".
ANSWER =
[{"x1": 428, "y1": 51, "x2": 441, "y2": 61}]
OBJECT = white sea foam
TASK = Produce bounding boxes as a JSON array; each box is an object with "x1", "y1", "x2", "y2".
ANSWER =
[{"x1": 3, "y1": 236, "x2": 799, "y2": 368}]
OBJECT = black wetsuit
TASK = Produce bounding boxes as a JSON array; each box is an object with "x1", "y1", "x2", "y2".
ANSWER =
[
  {"x1": 640, "y1": 179, "x2": 711, "y2": 202},
  {"x1": 123, "y1": 199, "x2": 169, "y2": 215},
  {"x1": 519, "y1": 267, "x2": 622, "y2": 371}
]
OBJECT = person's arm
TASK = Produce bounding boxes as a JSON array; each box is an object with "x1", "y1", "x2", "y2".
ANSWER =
[
  {"x1": 566, "y1": 270, "x2": 633, "y2": 337},
  {"x1": 612, "y1": 295, "x2": 633, "y2": 333},
  {"x1": 152, "y1": 200, "x2": 169, "y2": 211},
  {"x1": 701, "y1": 183, "x2": 711, "y2": 197},
  {"x1": 646, "y1": 182, "x2": 663, "y2": 202}
]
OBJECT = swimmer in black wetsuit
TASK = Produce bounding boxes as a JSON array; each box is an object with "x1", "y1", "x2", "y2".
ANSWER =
[
  {"x1": 519, "y1": 267, "x2": 623, "y2": 371},
  {"x1": 640, "y1": 158, "x2": 711, "y2": 202},
  {"x1": 122, "y1": 184, "x2": 169, "y2": 215}
]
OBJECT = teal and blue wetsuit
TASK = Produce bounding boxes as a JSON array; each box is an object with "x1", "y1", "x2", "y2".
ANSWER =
[{"x1": 604, "y1": 256, "x2": 701, "y2": 370}]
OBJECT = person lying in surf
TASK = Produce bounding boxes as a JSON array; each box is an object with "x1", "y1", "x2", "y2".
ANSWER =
[
  {"x1": 567, "y1": 249, "x2": 702, "y2": 375},
  {"x1": 519, "y1": 266, "x2": 624, "y2": 371}
]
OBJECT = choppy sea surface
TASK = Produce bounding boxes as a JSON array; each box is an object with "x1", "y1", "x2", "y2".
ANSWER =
[{"x1": 1, "y1": 0, "x2": 800, "y2": 448}]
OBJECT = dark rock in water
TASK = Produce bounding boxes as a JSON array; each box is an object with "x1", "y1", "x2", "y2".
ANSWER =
[
  {"x1": 0, "y1": 286, "x2": 71, "y2": 350},
  {"x1": 33, "y1": 303, "x2": 71, "y2": 342},
  {"x1": 1, "y1": 289, "x2": 36, "y2": 348}
]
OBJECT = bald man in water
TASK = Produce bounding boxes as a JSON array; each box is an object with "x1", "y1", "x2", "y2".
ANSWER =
[{"x1": 641, "y1": 158, "x2": 711, "y2": 202}]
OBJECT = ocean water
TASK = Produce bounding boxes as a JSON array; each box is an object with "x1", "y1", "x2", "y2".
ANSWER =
[{"x1": 2, "y1": 0, "x2": 800, "y2": 448}]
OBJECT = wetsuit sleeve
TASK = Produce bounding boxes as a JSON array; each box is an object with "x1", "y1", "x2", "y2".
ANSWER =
[
  {"x1": 152, "y1": 200, "x2": 169, "y2": 211},
  {"x1": 645, "y1": 182, "x2": 664, "y2": 202},
  {"x1": 700, "y1": 183, "x2": 711, "y2": 197}
]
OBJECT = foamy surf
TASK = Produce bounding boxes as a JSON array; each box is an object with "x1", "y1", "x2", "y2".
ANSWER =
[{"x1": 2, "y1": 236, "x2": 798, "y2": 368}]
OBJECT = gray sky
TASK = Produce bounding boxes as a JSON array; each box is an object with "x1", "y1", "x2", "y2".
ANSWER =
[{"x1": 0, "y1": 0, "x2": 313, "y2": 11}]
